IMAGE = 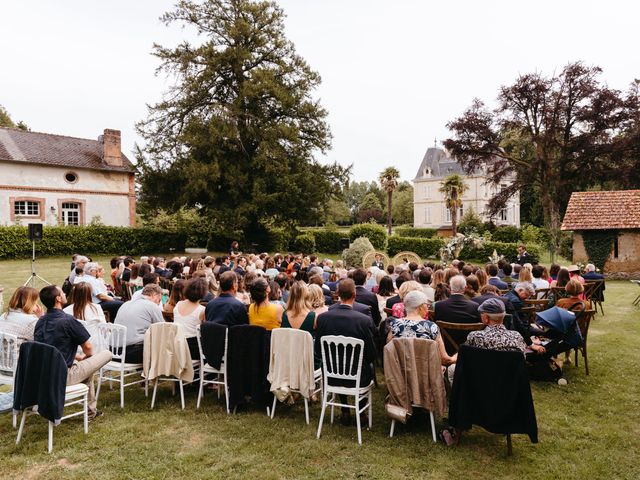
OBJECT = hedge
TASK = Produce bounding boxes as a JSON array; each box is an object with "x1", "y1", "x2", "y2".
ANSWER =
[
  {"x1": 387, "y1": 235, "x2": 445, "y2": 258},
  {"x1": 394, "y1": 227, "x2": 438, "y2": 238},
  {"x1": 293, "y1": 233, "x2": 316, "y2": 253},
  {"x1": 490, "y1": 226, "x2": 521, "y2": 244},
  {"x1": 311, "y1": 230, "x2": 344, "y2": 253},
  {"x1": 458, "y1": 241, "x2": 541, "y2": 264},
  {"x1": 349, "y1": 223, "x2": 387, "y2": 250},
  {"x1": 0, "y1": 225, "x2": 187, "y2": 260}
]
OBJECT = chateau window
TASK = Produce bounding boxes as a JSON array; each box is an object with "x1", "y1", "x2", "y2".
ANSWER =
[
  {"x1": 61, "y1": 202, "x2": 81, "y2": 226},
  {"x1": 14, "y1": 200, "x2": 40, "y2": 217},
  {"x1": 499, "y1": 208, "x2": 509, "y2": 222},
  {"x1": 424, "y1": 206, "x2": 431, "y2": 223}
]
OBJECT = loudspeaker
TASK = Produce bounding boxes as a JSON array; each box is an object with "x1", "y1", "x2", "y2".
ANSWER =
[
  {"x1": 28, "y1": 223, "x2": 43, "y2": 241},
  {"x1": 339, "y1": 238, "x2": 350, "y2": 249}
]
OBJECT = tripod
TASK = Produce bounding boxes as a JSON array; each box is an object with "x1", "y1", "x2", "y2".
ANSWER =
[{"x1": 23, "y1": 240, "x2": 50, "y2": 287}]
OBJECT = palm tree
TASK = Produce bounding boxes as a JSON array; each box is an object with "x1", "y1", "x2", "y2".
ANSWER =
[
  {"x1": 439, "y1": 174, "x2": 468, "y2": 236},
  {"x1": 379, "y1": 167, "x2": 400, "y2": 235}
]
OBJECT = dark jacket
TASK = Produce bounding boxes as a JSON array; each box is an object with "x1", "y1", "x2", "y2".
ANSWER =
[
  {"x1": 205, "y1": 293, "x2": 249, "y2": 327},
  {"x1": 355, "y1": 286, "x2": 382, "y2": 327},
  {"x1": 449, "y1": 344, "x2": 538, "y2": 443},
  {"x1": 13, "y1": 342, "x2": 68, "y2": 424},
  {"x1": 472, "y1": 294, "x2": 517, "y2": 317},
  {"x1": 227, "y1": 325, "x2": 271, "y2": 409},
  {"x1": 433, "y1": 294, "x2": 480, "y2": 324},
  {"x1": 488, "y1": 277, "x2": 509, "y2": 291},
  {"x1": 386, "y1": 294, "x2": 402, "y2": 309},
  {"x1": 328, "y1": 301, "x2": 376, "y2": 336},
  {"x1": 200, "y1": 322, "x2": 227, "y2": 370},
  {"x1": 502, "y1": 290, "x2": 533, "y2": 346},
  {"x1": 516, "y1": 251, "x2": 532, "y2": 266},
  {"x1": 315, "y1": 305, "x2": 377, "y2": 387},
  {"x1": 583, "y1": 272, "x2": 606, "y2": 302}
]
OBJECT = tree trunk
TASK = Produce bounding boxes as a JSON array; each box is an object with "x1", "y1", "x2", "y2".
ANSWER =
[
  {"x1": 540, "y1": 189, "x2": 562, "y2": 256},
  {"x1": 387, "y1": 190, "x2": 393, "y2": 235}
]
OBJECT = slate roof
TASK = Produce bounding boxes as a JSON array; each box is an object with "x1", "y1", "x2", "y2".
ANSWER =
[
  {"x1": 414, "y1": 147, "x2": 480, "y2": 180},
  {"x1": 0, "y1": 127, "x2": 134, "y2": 173},
  {"x1": 561, "y1": 190, "x2": 640, "y2": 230}
]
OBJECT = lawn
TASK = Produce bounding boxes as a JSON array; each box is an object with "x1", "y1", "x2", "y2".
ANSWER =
[{"x1": 0, "y1": 258, "x2": 639, "y2": 479}]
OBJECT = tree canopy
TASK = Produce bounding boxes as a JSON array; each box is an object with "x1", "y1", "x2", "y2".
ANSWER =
[
  {"x1": 444, "y1": 62, "x2": 640, "y2": 248},
  {"x1": 0, "y1": 105, "x2": 29, "y2": 131},
  {"x1": 136, "y1": 0, "x2": 348, "y2": 241}
]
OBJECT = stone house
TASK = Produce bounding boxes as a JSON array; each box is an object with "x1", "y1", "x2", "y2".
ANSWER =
[
  {"x1": 561, "y1": 190, "x2": 640, "y2": 274},
  {"x1": 413, "y1": 147, "x2": 520, "y2": 232},
  {"x1": 0, "y1": 127, "x2": 136, "y2": 227}
]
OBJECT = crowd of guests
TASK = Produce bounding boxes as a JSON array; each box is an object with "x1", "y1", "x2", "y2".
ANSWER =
[{"x1": 0, "y1": 244, "x2": 603, "y2": 425}]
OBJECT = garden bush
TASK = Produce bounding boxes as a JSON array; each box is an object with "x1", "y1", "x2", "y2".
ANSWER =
[
  {"x1": 293, "y1": 233, "x2": 316, "y2": 253},
  {"x1": 559, "y1": 231, "x2": 573, "y2": 261},
  {"x1": 0, "y1": 225, "x2": 186, "y2": 259},
  {"x1": 349, "y1": 223, "x2": 387, "y2": 250},
  {"x1": 343, "y1": 237, "x2": 374, "y2": 268},
  {"x1": 311, "y1": 229, "x2": 344, "y2": 253},
  {"x1": 393, "y1": 227, "x2": 438, "y2": 238},
  {"x1": 387, "y1": 235, "x2": 445, "y2": 258},
  {"x1": 458, "y1": 241, "x2": 541, "y2": 264},
  {"x1": 491, "y1": 225, "x2": 521, "y2": 243}
]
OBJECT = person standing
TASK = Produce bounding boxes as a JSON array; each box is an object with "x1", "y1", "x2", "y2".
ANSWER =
[{"x1": 516, "y1": 245, "x2": 532, "y2": 266}]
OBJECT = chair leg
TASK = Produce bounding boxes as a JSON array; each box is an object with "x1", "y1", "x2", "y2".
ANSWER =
[
  {"x1": 151, "y1": 378, "x2": 159, "y2": 409},
  {"x1": 96, "y1": 369, "x2": 103, "y2": 402},
  {"x1": 506, "y1": 434, "x2": 513, "y2": 456},
  {"x1": 316, "y1": 390, "x2": 328, "y2": 439},
  {"x1": 330, "y1": 394, "x2": 335, "y2": 425},
  {"x1": 355, "y1": 404, "x2": 362, "y2": 445},
  {"x1": 179, "y1": 380, "x2": 185, "y2": 410},
  {"x1": 12, "y1": 412, "x2": 17, "y2": 429},
  {"x1": 583, "y1": 347, "x2": 589, "y2": 376},
  {"x1": 48, "y1": 421, "x2": 53, "y2": 453},
  {"x1": 368, "y1": 390, "x2": 373, "y2": 430},
  {"x1": 304, "y1": 397, "x2": 310, "y2": 425},
  {"x1": 389, "y1": 419, "x2": 395, "y2": 438},
  {"x1": 84, "y1": 393, "x2": 89, "y2": 434},
  {"x1": 429, "y1": 411, "x2": 437, "y2": 442},
  {"x1": 144, "y1": 378, "x2": 148, "y2": 397},
  {"x1": 271, "y1": 395, "x2": 277, "y2": 419},
  {"x1": 120, "y1": 369, "x2": 125, "y2": 409},
  {"x1": 16, "y1": 410, "x2": 27, "y2": 445},
  {"x1": 197, "y1": 373, "x2": 204, "y2": 409},
  {"x1": 224, "y1": 379, "x2": 230, "y2": 414}
]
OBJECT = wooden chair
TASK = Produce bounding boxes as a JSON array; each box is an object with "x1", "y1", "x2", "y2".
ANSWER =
[
  {"x1": 436, "y1": 321, "x2": 485, "y2": 353},
  {"x1": 573, "y1": 309, "x2": 596, "y2": 375},
  {"x1": 584, "y1": 280, "x2": 605, "y2": 315},
  {"x1": 535, "y1": 288, "x2": 551, "y2": 299},
  {"x1": 523, "y1": 299, "x2": 550, "y2": 324}
]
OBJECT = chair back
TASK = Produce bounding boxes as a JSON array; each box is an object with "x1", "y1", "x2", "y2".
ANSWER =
[
  {"x1": 144, "y1": 322, "x2": 194, "y2": 382},
  {"x1": 583, "y1": 280, "x2": 605, "y2": 302},
  {"x1": 436, "y1": 321, "x2": 485, "y2": 353},
  {"x1": 320, "y1": 335, "x2": 365, "y2": 385},
  {"x1": 535, "y1": 288, "x2": 550, "y2": 299},
  {"x1": 196, "y1": 323, "x2": 228, "y2": 370},
  {"x1": 0, "y1": 332, "x2": 19, "y2": 377},
  {"x1": 95, "y1": 324, "x2": 127, "y2": 362},
  {"x1": 268, "y1": 328, "x2": 315, "y2": 396}
]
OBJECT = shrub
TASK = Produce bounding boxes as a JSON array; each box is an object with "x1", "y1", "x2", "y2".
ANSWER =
[
  {"x1": 491, "y1": 225, "x2": 521, "y2": 243},
  {"x1": 458, "y1": 241, "x2": 541, "y2": 264},
  {"x1": 0, "y1": 225, "x2": 186, "y2": 259},
  {"x1": 349, "y1": 223, "x2": 387, "y2": 250},
  {"x1": 520, "y1": 224, "x2": 551, "y2": 248},
  {"x1": 293, "y1": 233, "x2": 316, "y2": 253},
  {"x1": 387, "y1": 235, "x2": 445, "y2": 258},
  {"x1": 343, "y1": 237, "x2": 374, "y2": 268},
  {"x1": 458, "y1": 207, "x2": 485, "y2": 235},
  {"x1": 312, "y1": 229, "x2": 344, "y2": 253},
  {"x1": 559, "y1": 231, "x2": 573, "y2": 261},
  {"x1": 394, "y1": 227, "x2": 438, "y2": 238}
]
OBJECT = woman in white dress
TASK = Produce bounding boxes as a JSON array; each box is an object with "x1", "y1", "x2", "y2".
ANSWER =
[
  {"x1": 173, "y1": 278, "x2": 206, "y2": 360},
  {"x1": 63, "y1": 282, "x2": 106, "y2": 350}
]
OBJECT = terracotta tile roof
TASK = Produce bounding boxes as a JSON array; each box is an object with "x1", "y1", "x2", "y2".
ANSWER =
[
  {"x1": 0, "y1": 127, "x2": 134, "y2": 173},
  {"x1": 561, "y1": 190, "x2": 640, "y2": 230}
]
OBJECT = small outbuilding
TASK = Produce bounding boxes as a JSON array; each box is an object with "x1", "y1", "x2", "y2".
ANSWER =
[{"x1": 561, "y1": 190, "x2": 640, "y2": 275}]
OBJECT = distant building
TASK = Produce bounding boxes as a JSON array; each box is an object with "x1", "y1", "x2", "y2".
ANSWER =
[
  {"x1": 562, "y1": 190, "x2": 640, "y2": 273},
  {"x1": 412, "y1": 147, "x2": 520, "y2": 231},
  {"x1": 0, "y1": 128, "x2": 135, "y2": 227}
]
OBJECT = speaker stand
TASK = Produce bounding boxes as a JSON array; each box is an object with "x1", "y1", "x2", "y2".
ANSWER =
[{"x1": 23, "y1": 241, "x2": 50, "y2": 287}]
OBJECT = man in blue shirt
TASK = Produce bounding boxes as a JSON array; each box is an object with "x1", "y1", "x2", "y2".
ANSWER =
[
  {"x1": 34, "y1": 285, "x2": 112, "y2": 418},
  {"x1": 487, "y1": 264, "x2": 509, "y2": 290},
  {"x1": 205, "y1": 272, "x2": 249, "y2": 326}
]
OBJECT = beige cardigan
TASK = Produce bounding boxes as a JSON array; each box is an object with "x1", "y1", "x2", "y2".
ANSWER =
[
  {"x1": 383, "y1": 337, "x2": 447, "y2": 418},
  {"x1": 143, "y1": 323, "x2": 194, "y2": 382},
  {"x1": 267, "y1": 328, "x2": 315, "y2": 401}
]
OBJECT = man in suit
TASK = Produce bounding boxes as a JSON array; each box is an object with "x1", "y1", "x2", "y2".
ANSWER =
[
  {"x1": 234, "y1": 256, "x2": 247, "y2": 277},
  {"x1": 352, "y1": 268, "x2": 382, "y2": 328},
  {"x1": 516, "y1": 244, "x2": 532, "y2": 266},
  {"x1": 316, "y1": 279, "x2": 376, "y2": 425},
  {"x1": 582, "y1": 263, "x2": 605, "y2": 302},
  {"x1": 205, "y1": 272, "x2": 249, "y2": 326},
  {"x1": 434, "y1": 275, "x2": 480, "y2": 324},
  {"x1": 487, "y1": 264, "x2": 509, "y2": 290},
  {"x1": 371, "y1": 254, "x2": 384, "y2": 270}
]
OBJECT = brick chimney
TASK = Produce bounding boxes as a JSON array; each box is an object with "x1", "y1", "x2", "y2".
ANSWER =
[{"x1": 102, "y1": 129, "x2": 122, "y2": 167}]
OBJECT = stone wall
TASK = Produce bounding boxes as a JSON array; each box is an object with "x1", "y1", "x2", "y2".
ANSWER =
[{"x1": 573, "y1": 230, "x2": 640, "y2": 278}]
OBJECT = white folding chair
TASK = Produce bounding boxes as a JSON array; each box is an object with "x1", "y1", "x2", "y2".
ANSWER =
[
  {"x1": 95, "y1": 324, "x2": 147, "y2": 408},
  {"x1": 0, "y1": 332, "x2": 19, "y2": 427},
  {"x1": 268, "y1": 329, "x2": 322, "y2": 424},
  {"x1": 316, "y1": 335, "x2": 373, "y2": 444},
  {"x1": 196, "y1": 324, "x2": 229, "y2": 413}
]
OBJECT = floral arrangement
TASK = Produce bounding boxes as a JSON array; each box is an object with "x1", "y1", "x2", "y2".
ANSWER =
[
  {"x1": 439, "y1": 231, "x2": 485, "y2": 264},
  {"x1": 488, "y1": 249, "x2": 505, "y2": 265}
]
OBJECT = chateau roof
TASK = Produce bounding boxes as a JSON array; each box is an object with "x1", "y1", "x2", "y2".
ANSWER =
[
  {"x1": 561, "y1": 190, "x2": 640, "y2": 230},
  {"x1": 0, "y1": 127, "x2": 134, "y2": 173},
  {"x1": 414, "y1": 147, "x2": 479, "y2": 181}
]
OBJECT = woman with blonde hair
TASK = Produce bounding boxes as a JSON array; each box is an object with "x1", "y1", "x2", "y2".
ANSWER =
[
  {"x1": 334, "y1": 260, "x2": 348, "y2": 279},
  {"x1": 281, "y1": 281, "x2": 316, "y2": 335},
  {"x1": 430, "y1": 269, "x2": 446, "y2": 289},
  {"x1": 0, "y1": 286, "x2": 42, "y2": 344},
  {"x1": 391, "y1": 280, "x2": 424, "y2": 318},
  {"x1": 518, "y1": 266, "x2": 533, "y2": 283},
  {"x1": 307, "y1": 283, "x2": 329, "y2": 317}
]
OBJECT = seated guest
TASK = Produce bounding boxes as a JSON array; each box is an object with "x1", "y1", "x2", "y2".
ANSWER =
[
  {"x1": 583, "y1": 263, "x2": 604, "y2": 281},
  {"x1": 502, "y1": 263, "x2": 516, "y2": 287},
  {"x1": 205, "y1": 272, "x2": 249, "y2": 326},
  {"x1": 269, "y1": 280, "x2": 286, "y2": 307},
  {"x1": 121, "y1": 257, "x2": 134, "y2": 282},
  {"x1": 308, "y1": 274, "x2": 332, "y2": 305},
  {"x1": 376, "y1": 276, "x2": 396, "y2": 319},
  {"x1": 487, "y1": 264, "x2": 508, "y2": 290},
  {"x1": 567, "y1": 265, "x2": 585, "y2": 284},
  {"x1": 475, "y1": 269, "x2": 488, "y2": 289},
  {"x1": 69, "y1": 256, "x2": 89, "y2": 283},
  {"x1": 418, "y1": 268, "x2": 435, "y2": 302},
  {"x1": 164, "y1": 279, "x2": 186, "y2": 313},
  {"x1": 391, "y1": 280, "x2": 424, "y2": 318},
  {"x1": 190, "y1": 271, "x2": 216, "y2": 302},
  {"x1": 265, "y1": 258, "x2": 280, "y2": 280},
  {"x1": 433, "y1": 275, "x2": 480, "y2": 324},
  {"x1": 386, "y1": 271, "x2": 412, "y2": 310},
  {"x1": 308, "y1": 284, "x2": 329, "y2": 316},
  {"x1": 235, "y1": 275, "x2": 251, "y2": 305},
  {"x1": 132, "y1": 272, "x2": 161, "y2": 301},
  {"x1": 63, "y1": 282, "x2": 106, "y2": 347},
  {"x1": 248, "y1": 278, "x2": 283, "y2": 331},
  {"x1": 152, "y1": 257, "x2": 169, "y2": 277},
  {"x1": 497, "y1": 259, "x2": 507, "y2": 278},
  {"x1": 430, "y1": 268, "x2": 445, "y2": 289},
  {"x1": 353, "y1": 268, "x2": 382, "y2": 327},
  {"x1": 472, "y1": 284, "x2": 517, "y2": 318},
  {"x1": 556, "y1": 279, "x2": 589, "y2": 310},
  {"x1": 433, "y1": 282, "x2": 450, "y2": 302},
  {"x1": 282, "y1": 281, "x2": 315, "y2": 336},
  {"x1": 129, "y1": 263, "x2": 142, "y2": 288},
  {"x1": 35, "y1": 285, "x2": 112, "y2": 418},
  {"x1": 502, "y1": 282, "x2": 545, "y2": 354},
  {"x1": 531, "y1": 265, "x2": 550, "y2": 293},
  {"x1": 512, "y1": 264, "x2": 522, "y2": 279},
  {"x1": 334, "y1": 260, "x2": 348, "y2": 279},
  {"x1": 72, "y1": 266, "x2": 86, "y2": 284},
  {"x1": 550, "y1": 267, "x2": 571, "y2": 288},
  {"x1": 275, "y1": 273, "x2": 290, "y2": 303},
  {"x1": 463, "y1": 275, "x2": 480, "y2": 300},
  {"x1": 0, "y1": 286, "x2": 42, "y2": 344},
  {"x1": 315, "y1": 279, "x2": 376, "y2": 425},
  {"x1": 549, "y1": 263, "x2": 561, "y2": 282},
  {"x1": 387, "y1": 291, "x2": 457, "y2": 366},
  {"x1": 234, "y1": 256, "x2": 248, "y2": 277},
  {"x1": 173, "y1": 278, "x2": 206, "y2": 359},
  {"x1": 518, "y1": 266, "x2": 533, "y2": 283},
  {"x1": 465, "y1": 298, "x2": 526, "y2": 353},
  {"x1": 81, "y1": 262, "x2": 124, "y2": 319},
  {"x1": 113, "y1": 284, "x2": 164, "y2": 363}
]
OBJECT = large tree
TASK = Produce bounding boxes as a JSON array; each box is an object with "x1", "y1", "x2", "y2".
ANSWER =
[
  {"x1": 136, "y1": 0, "x2": 347, "y2": 241},
  {"x1": 444, "y1": 62, "x2": 638, "y2": 250},
  {"x1": 379, "y1": 166, "x2": 400, "y2": 234},
  {"x1": 439, "y1": 174, "x2": 467, "y2": 236}
]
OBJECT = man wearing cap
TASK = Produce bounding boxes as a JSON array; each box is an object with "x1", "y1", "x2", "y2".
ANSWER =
[{"x1": 465, "y1": 298, "x2": 527, "y2": 353}]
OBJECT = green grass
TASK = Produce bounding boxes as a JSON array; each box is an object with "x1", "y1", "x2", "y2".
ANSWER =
[{"x1": 1, "y1": 258, "x2": 639, "y2": 479}]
